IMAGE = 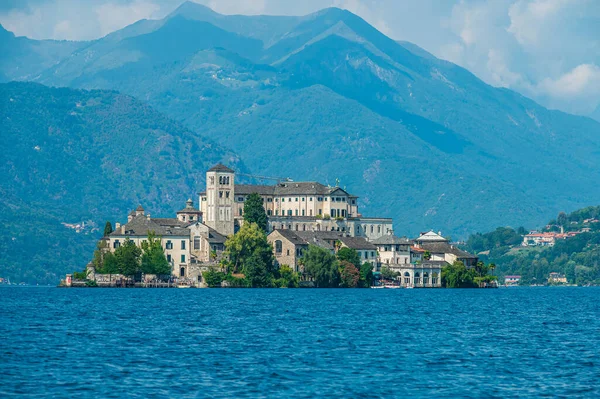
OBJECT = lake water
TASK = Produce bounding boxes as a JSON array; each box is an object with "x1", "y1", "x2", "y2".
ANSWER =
[{"x1": 1, "y1": 287, "x2": 599, "y2": 398}]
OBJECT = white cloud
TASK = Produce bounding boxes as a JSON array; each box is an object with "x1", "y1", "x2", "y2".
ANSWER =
[
  {"x1": 206, "y1": 0, "x2": 267, "y2": 15},
  {"x1": 94, "y1": 1, "x2": 160, "y2": 37},
  {"x1": 507, "y1": 0, "x2": 570, "y2": 47},
  {"x1": 536, "y1": 64, "x2": 600, "y2": 114}
]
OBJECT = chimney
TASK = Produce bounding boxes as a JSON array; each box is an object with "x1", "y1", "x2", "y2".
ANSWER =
[
  {"x1": 121, "y1": 225, "x2": 125, "y2": 234},
  {"x1": 115, "y1": 222, "x2": 121, "y2": 230},
  {"x1": 146, "y1": 214, "x2": 151, "y2": 221}
]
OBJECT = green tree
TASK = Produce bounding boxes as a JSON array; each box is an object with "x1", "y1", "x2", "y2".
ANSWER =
[
  {"x1": 91, "y1": 239, "x2": 108, "y2": 270},
  {"x1": 276, "y1": 265, "x2": 299, "y2": 288},
  {"x1": 224, "y1": 222, "x2": 274, "y2": 274},
  {"x1": 243, "y1": 193, "x2": 268, "y2": 232},
  {"x1": 103, "y1": 221, "x2": 113, "y2": 237},
  {"x1": 302, "y1": 245, "x2": 340, "y2": 288},
  {"x1": 441, "y1": 261, "x2": 477, "y2": 288},
  {"x1": 115, "y1": 238, "x2": 141, "y2": 277},
  {"x1": 203, "y1": 268, "x2": 226, "y2": 287},
  {"x1": 359, "y1": 262, "x2": 374, "y2": 288},
  {"x1": 381, "y1": 265, "x2": 399, "y2": 281},
  {"x1": 102, "y1": 252, "x2": 119, "y2": 274},
  {"x1": 244, "y1": 253, "x2": 272, "y2": 288},
  {"x1": 337, "y1": 247, "x2": 360, "y2": 268},
  {"x1": 339, "y1": 261, "x2": 360, "y2": 288},
  {"x1": 140, "y1": 232, "x2": 171, "y2": 276},
  {"x1": 557, "y1": 211, "x2": 568, "y2": 231}
]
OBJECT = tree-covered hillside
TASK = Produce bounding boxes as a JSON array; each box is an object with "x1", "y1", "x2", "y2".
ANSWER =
[
  {"x1": 465, "y1": 207, "x2": 600, "y2": 285},
  {"x1": 0, "y1": 82, "x2": 243, "y2": 284},
  {"x1": 25, "y1": 2, "x2": 600, "y2": 237}
]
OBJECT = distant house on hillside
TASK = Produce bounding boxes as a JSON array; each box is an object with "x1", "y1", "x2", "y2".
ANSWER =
[
  {"x1": 504, "y1": 275, "x2": 521, "y2": 286},
  {"x1": 523, "y1": 231, "x2": 578, "y2": 247},
  {"x1": 548, "y1": 272, "x2": 567, "y2": 284}
]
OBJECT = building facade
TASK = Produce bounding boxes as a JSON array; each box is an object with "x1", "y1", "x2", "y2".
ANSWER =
[{"x1": 199, "y1": 164, "x2": 392, "y2": 240}]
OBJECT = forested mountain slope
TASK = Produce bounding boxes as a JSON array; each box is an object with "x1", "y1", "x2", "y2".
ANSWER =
[{"x1": 0, "y1": 82, "x2": 242, "y2": 283}]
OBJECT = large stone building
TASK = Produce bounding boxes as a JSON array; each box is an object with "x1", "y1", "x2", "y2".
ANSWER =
[
  {"x1": 199, "y1": 164, "x2": 393, "y2": 240},
  {"x1": 267, "y1": 230, "x2": 378, "y2": 273},
  {"x1": 82, "y1": 164, "x2": 479, "y2": 289},
  {"x1": 105, "y1": 201, "x2": 225, "y2": 285}
]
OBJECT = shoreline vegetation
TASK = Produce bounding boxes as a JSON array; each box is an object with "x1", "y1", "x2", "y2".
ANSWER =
[{"x1": 64, "y1": 193, "x2": 497, "y2": 289}]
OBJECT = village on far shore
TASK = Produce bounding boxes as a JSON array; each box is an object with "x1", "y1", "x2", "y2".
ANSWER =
[{"x1": 61, "y1": 163, "x2": 553, "y2": 289}]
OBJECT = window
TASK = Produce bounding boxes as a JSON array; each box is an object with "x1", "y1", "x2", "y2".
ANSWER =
[
  {"x1": 267, "y1": 210, "x2": 272, "y2": 216},
  {"x1": 189, "y1": 216, "x2": 194, "y2": 221},
  {"x1": 371, "y1": 251, "x2": 375, "y2": 257},
  {"x1": 275, "y1": 240, "x2": 282, "y2": 254},
  {"x1": 226, "y1": 191, "x2": 230, "y2": 198},
  {"x1": 194, "y1": 236, "x2": 200, "y2": 250},
  {"x1": 181, "y1": 254, "x2": 186, "y2": 263},
  {"x1": 341, "y1": 210, "x2": 346, "y2": 217},
  {"x1": 378, "y1": 226, "x2": 381, "y2": 233},
  {"x1": 287, "y1": 249, "x2": 290, "y2": 256},
  {"x1": 370, "y1": 225, "x2": 374, "y2": 233},
  {"x1": 302, "y1": 197, "x2": 305, "y2": 202},
  {"x1": 113, "y1": 240, "x2": 120, "y2": 249},
  {"x1": 166, "y1": 241, "x2": 173, "y2": 250},
  {"x1": 309, "y1": 197, "x2": 313, "y2": 201},
  {"x1": 275, "y1": 198, "x2": 279, "y2": 202},
  {"x1": 238, "y1": 197, "x2": 244, "y2": 202},
  {"x1": 318, "y1": 197, "x2": 323, "y2": 202},
  {"x1": 288, "y1": 210, "x2": 292, "y2": 216},
  {"x1": 219, "y1": 191, "x2": 223, "y2": 198},
  {"x1": 167, "y1": 254, "x2": 172, "y2": 262},
  {"x1": 219, "y1": 176, "x2": 222, "y2": 184},
  {"x1": 180, "y1": 267, "x2": 185, "y2": 277},
  {"x1": 267, "y1": 198, "x2": 273, "y2": 202},
  {"x1": 181, "y1": 240, "x2": 186, "y2": 250},
  {"x1": 275, "y1": 210, "x2": 279, "y2": 216},
  {"x1": 282, "y1": 198, "x2": 285, "y2": 202},
  {"x1": 331, "y1": 209, "x2": 336, "y2": 217},
  {"x1": 295, "y1": 198, "x2": 298, "y2": 202},
  {"x1": 303, "y1": 224, "x2": 306, "y2": 231},
  {"x1": 310, "y1": 210, "x2": 313, "y2": 216},
  {"x1": 295, "y1": 225, "x2": 299, "y2": 231},
  {"x1": 404, "y1": 272, "x2": 410, "y2": 284},
  {"x1": 239, "y1": 208, "x2": 243, "y2": 216},
  {"x1": 325, "y1": 197, "x2": 328, "y2": 201},
  {"x1": 295, "y1": 209, "x2": 298, "y2": 216},
  {"x1": 342, "y1": 197, "x2": 346, "y2": 202},
  {"x1": 351, "y1": 200, "x2": 355, "y2": 205},
  {"x1": 318, "y1": 209, "x2": 322, "y2": 215}
]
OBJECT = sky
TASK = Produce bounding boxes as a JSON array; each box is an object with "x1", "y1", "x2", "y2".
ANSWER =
[{"x1": 1, "y1": 0, "x2": 599, "y2": 118}]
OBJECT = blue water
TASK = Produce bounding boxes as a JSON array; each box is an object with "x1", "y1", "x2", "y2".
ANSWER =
[{"x1": 1, "y1": 287, "x2": 599, "y2": 398}]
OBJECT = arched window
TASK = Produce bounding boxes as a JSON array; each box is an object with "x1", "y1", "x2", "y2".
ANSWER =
[
  {"x1": 432, "y1": 272, "x2": 439, "y2": 285},
  {"x1": 275, "y1": 240, "x2": 282, "y2": 254},
  {"x1": 414, "y1": 272, "x2": 420, "y2": 284},
  {"x1": 423, "y1": 272, "x2": 429, "y2": 285},
  {"x1": 403, "y1": 272, "x2": 410, "y2": 285},
  {"x1": 219, "y1": 176, "x2": 223, "y2": 184},
  {"x1": 180, "y1": 267, "x2": 185, "y2": 277}
]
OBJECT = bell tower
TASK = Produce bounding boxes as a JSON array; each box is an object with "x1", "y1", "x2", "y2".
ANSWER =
[{"x1": 204, "y1": 163, "x2": 235, "y2": 236}]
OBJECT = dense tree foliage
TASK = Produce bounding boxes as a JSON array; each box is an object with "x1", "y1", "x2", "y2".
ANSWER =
[
  {"x1": 224, "y1": 222, "x2": 274, "y2": 275},
  {"x1": 339, "y1": 261, "x2": 360, "y2": 288},
  {"x1": 359, "y1": 263, "x2": 374, "y2": 288},
  {"x1": 103, "y1": 222, "x2": 113, "y2": 237},
  {"x1": 441, "y1": 262, "x2": 478, "y2": 288},
  {"x1": 302, "y1": 245, "x2": 340, "y2": 288},
  {"x1": 243, "y1": 193, "x2": 268, "y2": 232},
  {"x1": 0, "y1": 82, "x2": 242, "y2": 285},
  {"x1": 336, "y1": 247, "x2": 360, "y2": 268},
  {"x1": 140, "y1": 232, "x2": 171, "y2": 276}
]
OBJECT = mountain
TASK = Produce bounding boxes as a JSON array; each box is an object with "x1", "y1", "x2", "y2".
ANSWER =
[
  {"x1": 7, "y1": 3, "x2": 600, "y2": 240},
  {"x1": 0, "y1": 82, "x2": 243, "y2": 284},
  {"x1": 0, "y1": 24, "x2": 85, "y2": 82}
]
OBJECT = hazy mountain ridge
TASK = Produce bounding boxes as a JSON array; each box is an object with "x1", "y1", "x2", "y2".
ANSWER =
[
  {"x1": 0, "y1": 81, "x2": 244, "y2": 283},
  {"x1": 2, "y1": 3, "x2": 600, "y2": 256}
]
